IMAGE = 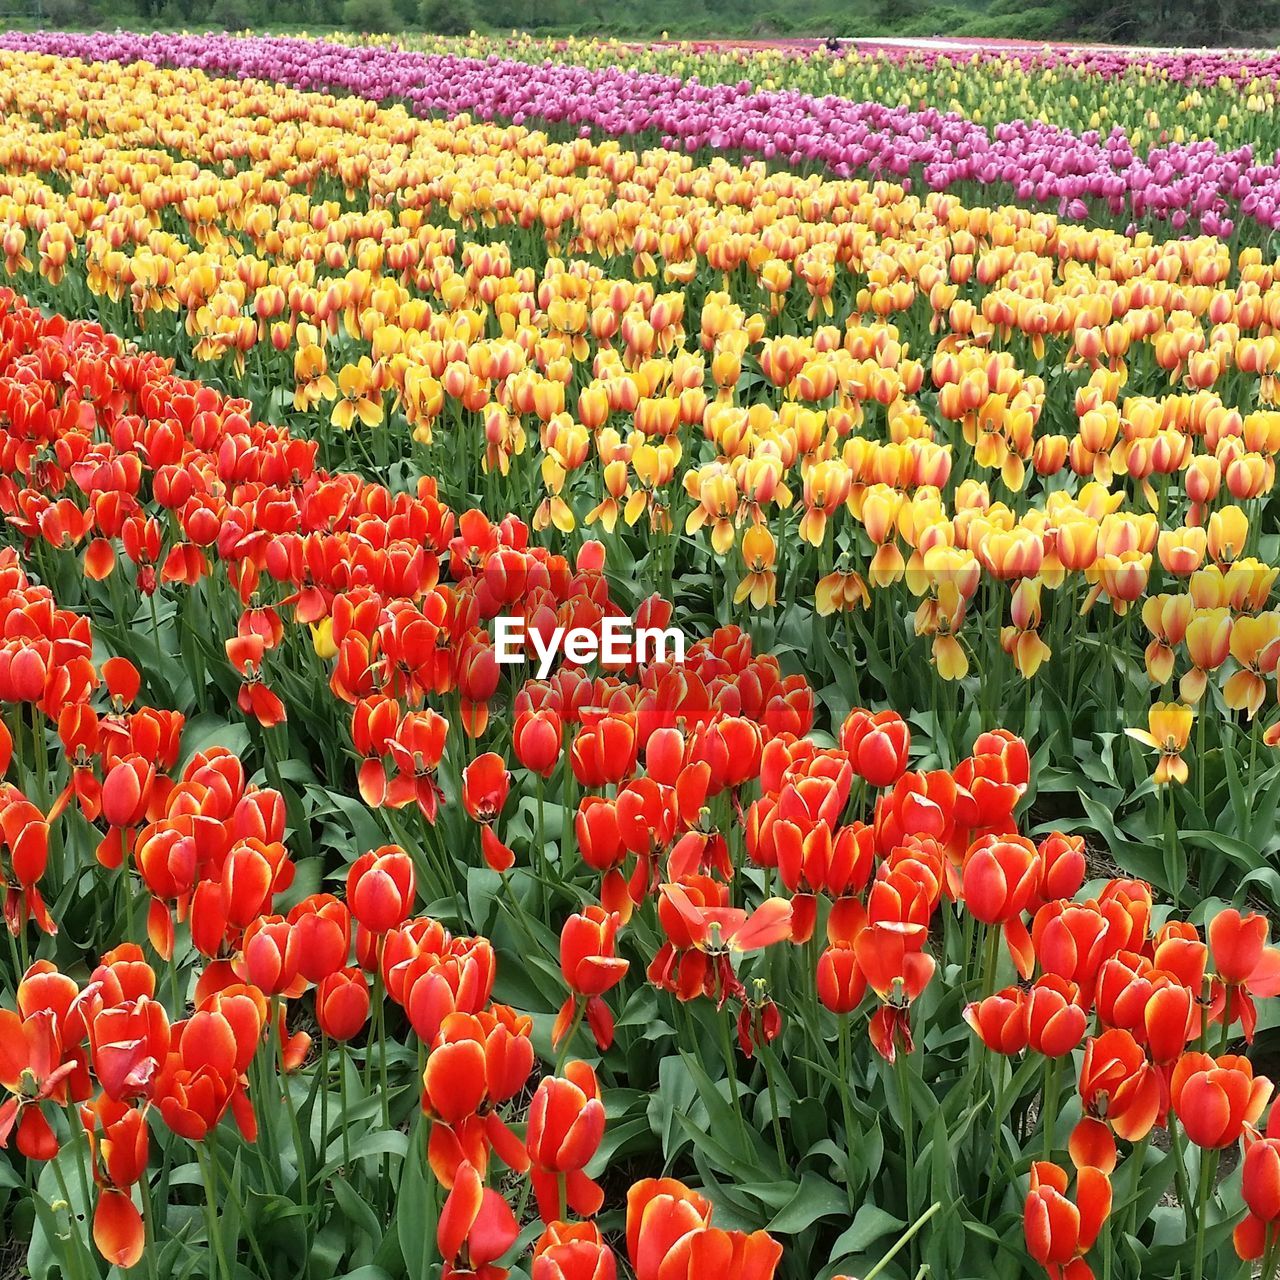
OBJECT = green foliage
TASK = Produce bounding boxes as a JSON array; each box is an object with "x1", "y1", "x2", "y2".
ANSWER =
[
  {"x1": 19, "y1": 0, "x2": 1280, "y2": 42},
  {"x1": 419, "y1": 0, "x2": 476, "y2": 34},
  {"x1": 210, "y1": 0, "x2": 252, "y2": 28},
  {"x1": 957, "y1": 2, "x2": 1072, "y2": 38},
  {"x1": 341, "y1": 0, "x2": 402, "y2": 32},
  {"x1": 38, "y1": 0, "x2": 96, "y2": 24}
]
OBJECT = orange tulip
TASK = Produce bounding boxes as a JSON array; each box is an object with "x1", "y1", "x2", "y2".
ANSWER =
[
  {"x1": 346, "y1": 846, "x2": 415, "y2": 934},
  {"x1": 526, "y1": 1062, "x2": 606, "y2": 1222},
  {"x1": 1172, "y1": 1052, "x2": 1272, "y2": 1148}
]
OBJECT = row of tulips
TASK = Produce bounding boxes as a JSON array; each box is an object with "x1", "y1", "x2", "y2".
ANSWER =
[
  {"x1": 355, "y1": 31, "x2": 1280, "y2": 155},
  {"x1": 0, "y1": 53, "x2": 1278, "y2": 907},
  {"x1": 4, "y1": 31, "x2": 1280, "y2": 235},
  {"x1": 0, "y1": 273, "x2": 1274, "y2": 1278}
]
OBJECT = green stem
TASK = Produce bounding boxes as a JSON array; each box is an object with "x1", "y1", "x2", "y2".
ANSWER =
[
  {"x1": 1126, "y1": 1135, "x2": 1150, "y2": 1237},
  {"x1": 762, "y1": 1045, "x2": 786, "y2": 1168},
  {"x1": 838, "y1": 1014, "x2": 858, "y2": 1205},
  {"x1": 554, "y1": 998, "x2": 586, "y2": 1075},
  {"x1": 535, "y1": 771, "x2": 548, "y2": 900},
  {"x1": 196, "y1": 1142, "x2": 232, "y2": 1280},
  {"x1": 716, "y1": 1005, "x2": 747, "y2": 1140},
  {"x1": 862, "y1": 1201, "x2": 941, "y2": 1280},
  {"x1": 1041, "y1": 1054, "x2": 1063, "y2": 1160},
  {"x1": 1192, "y1": 1148, "x2": 1220, "y2": 1280},
  {"x1": 981, "y1": 922, "x2": 1001, "y2": 998},
  {"x1": 895, "y1": 1043, "x2": 918, "y2": 1264},
  {"x1": 317, "y1": 1032, "x2": 329, "y2": 1191},
  {"x1": 982, "y1": 1054, "x2": 1007, "y2": 1217},
  {"x1": 1261, "y1": 1229, "x2": 1280, "y2": 1280},
  {"x1": 48, "y1": 1153, "x2": 86, "y2": 1280},
  {"x1": 424, "y1": 1116, "x2": 440, "y2": 1280},
  {"x1": 1169, "y1": 1119, "x2": 1195, "y2": 1235},
  {"x1": 63, "y1": 1103, "x2": 94, "y2": 1244},
  {"x1": 272, "y1": 997, "x2": 309, "y2": 1220},
  {"x1": 338, "y1": 1047, "x2": 353, "y2": 1170}
]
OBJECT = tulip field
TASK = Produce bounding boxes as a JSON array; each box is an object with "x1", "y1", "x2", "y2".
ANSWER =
[{"x1": 8, "y1": 29, "x2": 1280, "y2": 1280}]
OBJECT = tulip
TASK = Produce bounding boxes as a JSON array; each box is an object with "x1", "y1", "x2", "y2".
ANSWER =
[
  {"x1": 626, "y1": 1178, "x2": 714, "y2": 1280},
  {"x1": 347, "y1": 846, "x2": 415, "y2": 934},
  {"x1": 1078, "y1": 1029, "x2": 1161, "y2": 1142},
  {"x1": 315, "y1": 968, "x2": 370, "y2": 1042},
  {"x1": 423, "y1": 1039, "x2": 489, "y2": 1126},
  {"x1": 1027, "y1": 976, "x2": 1088, "y2": 1058},
  {"x1": 461, "y1": 752, "x2": 510, "y2": 823},
  {"x1": 964, "y1": 986, "x2": 1030, "y2": 1055},
  {"x1": 1126, "y1": 701, "x2": 1193, "y2": 786},
  {"x1": 526, "y1": 1062, "x2": 606, "y2": 1222},
  {"x1": 437, "y1": 1160, "x2": 520, "y2": 1278},
  {"x1": 237, "y1": 916, "x2": 300, "y2": 996},
  {"x1": 0, "y1": 1008, "x2": 78, "y2": 1159},
  {"x1": 1172, "y1": 1052, "x2": 1273, "y2": 1148},
  {"x1": 513, "y1": 707, "x2": 563, "y2": 777},
  {"x1": 287, "y1": 894, "x2": 352, "y2": 985},
  {"x1": 535, "y1": 1240, "x2": 617, "y2": 1280},
  {"x1": 816, "y1": 943, "x2": 867, "y2": 1015},
  {"x1": 87, "y1": 996, "x2": 170, "y2": 1102},
  {"x1": 1024, "y1": 1160, "x2": 1111, "y2": 1275},
  {"x1": 840, "y1": 708, "x2": 911, "y2": 787},
  {"x1": 555, "y1": 906, "x2": 629, "y2": 1052}
]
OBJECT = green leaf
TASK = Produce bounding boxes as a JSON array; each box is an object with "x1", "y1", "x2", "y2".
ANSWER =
[
  {"x1": 828, "y1": 1203, "x2": 905, "y2": 1258},
  {"x1": 396, "y1": 1117, "x2": 437, "y2": 1276},
  {"x1": 648, "y1": 1054, "x2": 699, "y2": 1165},
  {"x1": 768, "y1": 1171, "x2": 847, "y2": 1234},
  {"x1": 332, "y1": 1175, "x2": 385, "y2": 1247},
  {"x1": 180, "y1": 713, "x2": 251, "y2": 768},
  {"x1": 318, "y1": 1129, "x2": 409, "y2": 1181},
  {"x1": 1076, "y1": 788, "x2": 1165, "y2": 887}
]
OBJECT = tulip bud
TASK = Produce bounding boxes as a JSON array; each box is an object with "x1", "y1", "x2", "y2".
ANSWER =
[{"x1": 314, "y1": 967, "x2": 370, "y2": 1042}]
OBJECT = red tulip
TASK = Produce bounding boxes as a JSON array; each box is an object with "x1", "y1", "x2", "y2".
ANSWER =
[
  {"x1": 1172, "y1": 1051, "x2": 1272, "y2": 1148},
  {"x1": 1238, "y1": 1109, "x2": 1280, "y2": 1259},
  {"x1": 87, "y1": 996, "x2": 170, "y2": 1102},
  {"x1": 555, "y1": 906, "x2": 629, "y2": 1052},
  {"x1": 840, "y1": 707, "x2": 910, "y2": 787},
  {"x1": 853, "y1": 921, "x2": 934, "y2": 1004},
  {"x1": 533, "y1": 1220, "x2": 617, "y2": 1280},
  {"x1": 526, "y1": 1062, "x2": 606, "y2": 1222},
  {"x1": 80, "y1": 1094, "x2": 149, "y2": 1191},
  {"x1": 816, "y1": 943, "x2": 867, "y2": 1015},
  {"x1": 1032, "y1": 901, "x2": 1123, "y2": 1003},
  {"x1": 347, "y1": 846, "x2": 415, "y2": 934},
  {"x1": 1031, "y1": 833, "x2": 1087, "y2": 910},
  {"x1": 437, "y1": 1160, "x2": 520, "y2": 1278},
  {"x1": 92, "y1": 1188, "x2": 145, "y2": 1269},
  {"x1": 423, "y1": 1039, "x2": 489, "y2": 1125},
  {"x1": 1078, "y1": 1030, "x2": 1161, "y2": 1142},
  {"x1": 315, "y1": 968, "x2": 370, "y2": 1042},
  {"x1": 287, "y1": 894, "x2": 352, "y2": 985},
  {"x1": 1026, "y1": 976, "x2": 1088, "y2": 1058},
  {"x1": 1244, "y1": 1129, "x2": 1280, "y2": 1223},
  {"x1": 626, "y1": 1178, "x2": 713, "y2": 1280},
  {"x1": 513, "y1": 707, "x2": 562, "y2": 777},
  {"x1": 236, "y1": 916, "x2": 301, "y2": 996},
  {"x1": 461, "y1": 752, "x2": 510, "y2": 823},
  {"x1": 0, "y1": 1009, "x2": 79, "y2": 1159},
  {"x1": 570, "y1": 714, "x2": 638, "y2": 787},
  {"x1": 399, "y1": 941, "x2": 496, "y2": 1043},
  {"x1": 964, "y1": 986, "x2": 1030, "y2": 1055},
  {"x1": 1024, "y1": 1160, "x2": 1111, "y2": 1275}
]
